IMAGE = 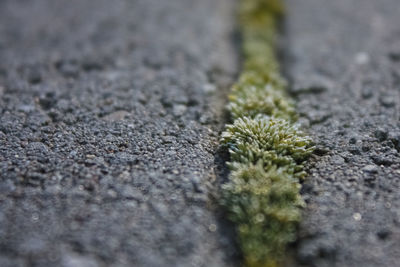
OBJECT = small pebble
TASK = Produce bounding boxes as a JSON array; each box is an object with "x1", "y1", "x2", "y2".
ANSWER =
[
  {"x1": 355, "y1": 52, "x2": 369, "y2": 65},
  {"x1": 172, "y1": 104, "x2": 187, "y2": 117},
  {"x1": 203, "y1": 83, "x2": 216, "y2": 94},
  {"x1": 375, "y1": 128, "x2": 388, "y2": 142},
  {"x1": 208, "y1": 224, "x2": 217, "y2": 232},
  {"x1": 380, "y1": 95, "x2": 395, "y2": 108},
  {"x1": 362, "y1": 164, "x2": 378, "y2": 173},
  {"x1": 353, "y1": 213, "x2": 362, "y2": 221}
]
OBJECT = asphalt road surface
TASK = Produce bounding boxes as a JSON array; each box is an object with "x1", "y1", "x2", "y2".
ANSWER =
[
  {"x1": 0, "y1": 0, "x2": 238, "y2": 266},
  {"x1": 285, "y1": 0, "x2": 400, "y2": 266}
]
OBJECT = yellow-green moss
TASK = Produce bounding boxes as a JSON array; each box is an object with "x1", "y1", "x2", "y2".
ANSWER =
[
  {"x1": 220, "y1": 0, "x2": 314, "y2": 266},
  {"x1": 221, "y1": 116, "x2": 313, "y2": 179},
  {"x1": 221, "y1": 163, "x2": 303, "y2": 267}
]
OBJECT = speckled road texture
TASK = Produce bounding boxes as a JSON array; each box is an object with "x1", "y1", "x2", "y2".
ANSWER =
[
  {"x1": 0, "y1": 0, "x2": 239, "y2": 266},
  {"x1": 2, "y1": 0, "x2": 400, "y2": 266},
  {"x1": 285, "y1": 0, "x2": 400, "y2": 266}
]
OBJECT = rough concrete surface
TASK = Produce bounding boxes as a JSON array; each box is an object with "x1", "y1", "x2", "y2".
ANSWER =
[
  {"x1": 0, "y1": 0, "x2": 239, "y2": 266},
  {"x1": 285, "y1": 0, "x2": 400, "y2": 266}
]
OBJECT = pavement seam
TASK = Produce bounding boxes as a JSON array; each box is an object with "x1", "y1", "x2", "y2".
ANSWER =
[{"x1": 219, "y1": 0, "x2": 314, "y2": 266}]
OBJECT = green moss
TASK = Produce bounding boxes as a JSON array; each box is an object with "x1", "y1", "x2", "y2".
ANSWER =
[
  {"x1": 221, "y1": 116, "x2": 313, "y2": 162},
  {"x1": 221, "y1": 116, "x2": 313, "y2": 178},
  {"x1": 220, "y1": 0, "x2": 315, "y2": 266},
  {"x1": 228, "y1": 85, "x2": 296, "y2": 121},
  {"x1": 221, "y1": 163, "x2": 303, "y2": 267}
]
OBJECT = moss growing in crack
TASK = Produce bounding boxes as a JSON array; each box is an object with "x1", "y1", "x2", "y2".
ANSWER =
[
  {"x1": 221, "y1": 163, "x2": 304, "y2": 267},
  {"x1": 228, "y1": 84, "x2": 296, "y2": 121},
  {"x1": 220, "y1": 0, "x2": 315, "y2": 266},
  {"x1": 221, "y1": 116, "x2": 313, "y2": 179},
  {"x1": 221, "y1": 116, "x2": 313, "y2": 163}
]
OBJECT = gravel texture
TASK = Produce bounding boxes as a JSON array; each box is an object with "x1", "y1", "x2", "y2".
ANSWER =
[
  {"x1": 0, "y1": 0, "x2": 239, "y2": 266},
  {"x1": 284, "y1": 0, "x2": 400, "y2": 266}
]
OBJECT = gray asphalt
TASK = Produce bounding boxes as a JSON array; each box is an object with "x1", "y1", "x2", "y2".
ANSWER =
[
  {"x1": 2, "y1": 0, "x2": 400, "y2": 266},
  {"x1": 0, "y1": 0, "x2": 239, "y2": 266},
  {"x1": 285, "y1": 0, "x2": 400, "y2": 266}
]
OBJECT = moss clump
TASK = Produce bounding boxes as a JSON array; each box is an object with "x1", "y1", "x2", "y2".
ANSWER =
[
  {"x1": 221, "y1": 116, "x2": 313, "y2": 179},
  {"x1": 220, "y1": 0, "x2": 314, "y2": 266},
  {"x1": 228, "y1": 83, "x2": 296, "y2": 121},
  {"x1": 221, "y1": 163, "x2": 303, "y2": 267}
]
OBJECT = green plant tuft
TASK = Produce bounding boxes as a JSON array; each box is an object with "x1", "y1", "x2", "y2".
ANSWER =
[
  {"x1": 221, "y1": 116, "x2": 313, "y2": 163},
  {"x1": 228, "y1": 84, "x2": 296, "y2": 121},
  {"x1": 222, "y1": 116, "x2": 313, "y2": 179},
  {"x1": 221, "y1": 163, "x2": 303, "y2": 267},
  {"x1": 220, "y1": 0, "x2": 315, "y2": 266}
]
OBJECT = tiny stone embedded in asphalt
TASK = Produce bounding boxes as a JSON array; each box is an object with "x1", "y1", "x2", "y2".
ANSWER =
[
  {"x1": 285, "y1": 0, "x2": 400, "y2": 266},
  {"x1": 0, "y1": 0, "x2": 239, "y2": 266}
]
